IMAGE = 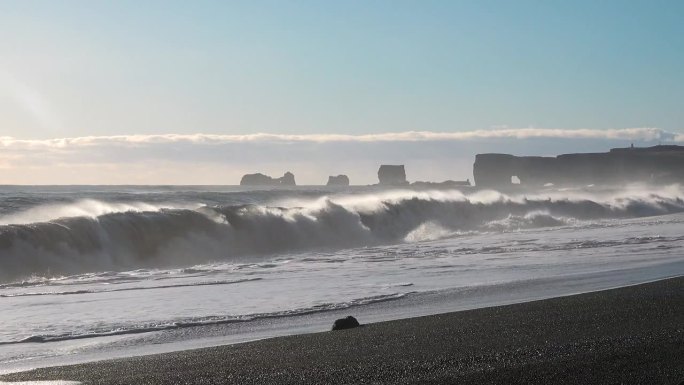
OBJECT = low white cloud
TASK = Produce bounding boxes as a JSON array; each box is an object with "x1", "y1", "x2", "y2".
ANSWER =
[{"x1": 0, "y1": 127, "x2": 680, "y2": 149}]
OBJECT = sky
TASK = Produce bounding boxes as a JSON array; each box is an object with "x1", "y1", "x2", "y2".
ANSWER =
[{"x1": 0, "y1": 0, "x2": 683, "y2": 184}]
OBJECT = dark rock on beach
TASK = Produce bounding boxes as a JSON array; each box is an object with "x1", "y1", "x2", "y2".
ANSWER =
[{"x1": 332, "y1": 316, "x2": 360, "y2": 330}]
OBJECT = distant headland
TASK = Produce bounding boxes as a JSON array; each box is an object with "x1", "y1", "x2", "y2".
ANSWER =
[
  {"x1": 474, "y1": 145, "x2": 684, "y2": 187},
  {"x1": 238, "y1": 145, "x2": 684, "y2": 187}
]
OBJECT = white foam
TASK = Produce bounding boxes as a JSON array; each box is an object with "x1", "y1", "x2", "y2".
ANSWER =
[
  {"x1": 0, "y1": 199, "x2": 197, "y2": 225},
  {"x1": 404, "y1": 221, "x2": 454, "y2": 242}
]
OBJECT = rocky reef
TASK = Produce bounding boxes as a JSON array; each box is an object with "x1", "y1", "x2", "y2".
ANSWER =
[
  {"x1": 326, "y1": 175, "x2": 350, "y2": 186},
  {"x1": 473, "y1": 145, "x2": 684, "y2": 187},
  {"x1": 411, "y1": 179, "x2": 470, "y2": 188},
  {"x1": 240, "y1": 172, "x2": 296, "y2": 186},
  {"x1": 377, "y1": 165, "x2": 408, "y2": 186}
]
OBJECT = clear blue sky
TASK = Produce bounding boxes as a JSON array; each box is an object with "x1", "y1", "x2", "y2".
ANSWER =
[{"x1": 1, "y1": 0, "x2": 683, "y2": 139}]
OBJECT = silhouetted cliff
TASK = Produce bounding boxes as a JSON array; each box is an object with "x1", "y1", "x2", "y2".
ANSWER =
[
  {"x1": 473, "y1": 145, "x2": 684, "y2": 187},
  {"x1": 240, "y1": 172, "x2": 297, "y2": 186},
  {"x1": 326, "y1": 175, "x2": 350, "y2": 186},
  {"x1": 280, "y1": 172, "x2": 296, "y2": 186},
  {"x1": 378, "y1": 165, "x2": 408, "y2": 186}
]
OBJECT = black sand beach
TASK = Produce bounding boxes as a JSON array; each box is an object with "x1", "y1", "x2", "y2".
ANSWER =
[{"x1": 3, "y1": 277, "x2": 683, "y2": 385}]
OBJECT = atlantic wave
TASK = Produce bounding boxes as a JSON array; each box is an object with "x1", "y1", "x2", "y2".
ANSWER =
[{"x1": 1, "y1": 187, "x2": 683, "y2": 281}]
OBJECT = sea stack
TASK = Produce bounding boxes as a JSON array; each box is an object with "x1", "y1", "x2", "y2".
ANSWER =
[
  {"x1": 377, "y1": 165, "x2": 408, "y2": 186},
  {"x1": 280, "y1": 172, "x2": 296, "y2": 186},
  {"x1": 240, "y1": 173, "x2": 275, "y2": 186},
  {"x1": 240, "y1": 172, "x2": 297, "y2": 186},
  {"x1": 326, "y1": 175, "x2": 350, "y2": 186}
]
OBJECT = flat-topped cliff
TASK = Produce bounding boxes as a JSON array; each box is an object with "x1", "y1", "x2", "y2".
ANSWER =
[
  {"x1": 326, "y1": 175, "x2": 350, "y2": 186},
  {"x1": 377, "y1": 165, "x2": 408, "y2": 186},
  {"x1": 473, "y1": 145, "x2": 684, "y2": 187}
]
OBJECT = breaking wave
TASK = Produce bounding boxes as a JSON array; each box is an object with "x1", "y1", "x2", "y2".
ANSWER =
[{"x1": 1, "y1": 187, "x2": 684, "y2": 281}]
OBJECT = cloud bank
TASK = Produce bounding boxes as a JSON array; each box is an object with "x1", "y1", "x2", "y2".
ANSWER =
[
  {"x1": 1, "y1": 127, "x2": 681, "y2": 148},
  {"x1": 0, "y1": 128, "x2": 682, "y2": 184}
]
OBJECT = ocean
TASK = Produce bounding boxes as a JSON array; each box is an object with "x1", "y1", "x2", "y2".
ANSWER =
[{"x1": 1, "y1": 185, "x2": 683, "y2": 373}]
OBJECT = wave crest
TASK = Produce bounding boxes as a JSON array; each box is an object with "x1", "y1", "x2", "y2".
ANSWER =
[{"x1": 1, "y1": 187, "x2": 683, "y2": 281}]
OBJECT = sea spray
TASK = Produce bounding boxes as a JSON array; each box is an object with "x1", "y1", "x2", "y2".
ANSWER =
[{"x1": 1, "y1": 186, "x2": 683, "y2": 281}]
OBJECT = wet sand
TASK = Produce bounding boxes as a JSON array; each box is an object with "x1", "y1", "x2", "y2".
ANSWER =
[{"x1": 2, "y1": 276, "x2": 683, "y2": 384}]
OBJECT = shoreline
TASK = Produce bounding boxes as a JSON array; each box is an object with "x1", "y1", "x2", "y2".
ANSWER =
[
  {"x1": 3, "y1": 276, "x2": 682, "y2": 384},
  {"x1": 2, "y1": 264, "x2": 681, "y2": 375}
]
